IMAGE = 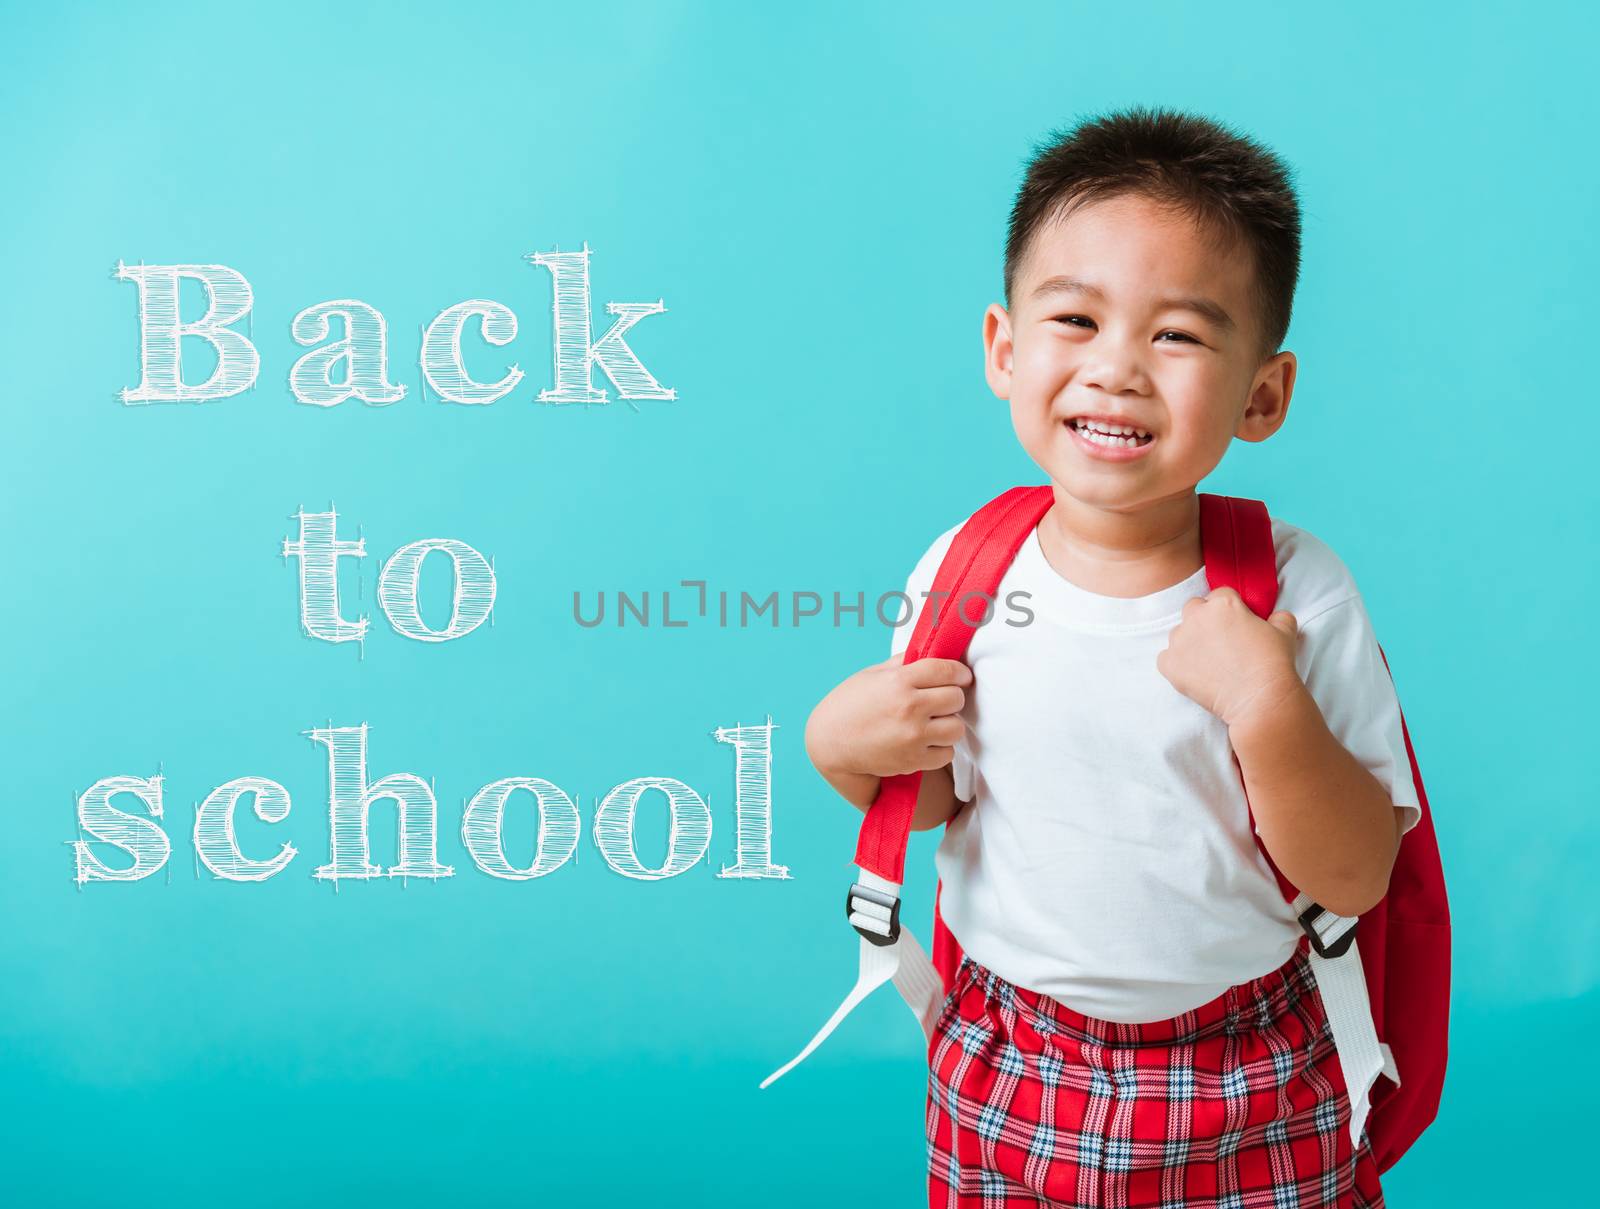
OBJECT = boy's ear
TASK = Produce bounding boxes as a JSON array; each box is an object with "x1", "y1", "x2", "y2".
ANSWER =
[
  {"x1": 1235, "y1": 350, "x2": 1297, "y2": 442},
  {"x1": 983, "y1": 303, "x2": 1014, "y2": 400}
]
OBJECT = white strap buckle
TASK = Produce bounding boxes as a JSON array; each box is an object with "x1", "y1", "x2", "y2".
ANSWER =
[
  {"x1": 759, "y1": 871, "x2": 944, "y2": 1089},
  {"x1": 1297, "y1": 898, "x2": 1358, "y2": 959},
  {"x1": 1294, "y1": 891, "x2": 1396, "y2": 1150}
]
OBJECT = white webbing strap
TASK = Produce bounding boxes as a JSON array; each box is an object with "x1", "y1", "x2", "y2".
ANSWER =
[
  {"x1": 1294, "y1": 891, "x2": 1400, "y2": 1150},
  {"x1": 759, "y1": 869, "x2": 945, "y2": 1090},
  {"x1": 761, "y1": 877, "x2": 1402, "y2": 1152}
]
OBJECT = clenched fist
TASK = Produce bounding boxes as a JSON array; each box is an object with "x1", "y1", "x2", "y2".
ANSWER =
[
  {"x1": 1155, "y1": 586, "x2": 1304, "y2": 729},
  {"x1": 805, "y1": 653, "x2": 973, "y2": 779}
]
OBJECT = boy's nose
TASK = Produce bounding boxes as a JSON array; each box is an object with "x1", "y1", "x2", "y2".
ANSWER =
[{"x1": 1077, "y1": 337, "x2": 1149, "y2": 396}]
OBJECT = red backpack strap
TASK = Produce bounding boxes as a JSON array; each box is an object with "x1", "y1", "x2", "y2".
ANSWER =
[
  {"x1": 1197, "y1": 494, "x2": 1305, "y2": 907},
  {"x1": 760, "y1": 486, "x2": 1054, "y2": 1088},
  {"x1": 1198, "y1": 492, "x2": 1279, "y2": 619},
  {"x1": 853, "y1": 484, "x2": 1054, "y2": 886},
  {"x1": 1362, "y1": 641, "x2": 1452, "y2": 1172}
]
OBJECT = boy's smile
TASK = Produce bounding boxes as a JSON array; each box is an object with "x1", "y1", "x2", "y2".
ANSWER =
[{"x1": 982, "y1": 191, "x2": 1297, "y2": 593}]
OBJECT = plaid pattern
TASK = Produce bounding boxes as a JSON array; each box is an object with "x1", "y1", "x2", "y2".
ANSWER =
[{"x1": 926, "y1": 934, "x2": 1385, "y2": 1208}]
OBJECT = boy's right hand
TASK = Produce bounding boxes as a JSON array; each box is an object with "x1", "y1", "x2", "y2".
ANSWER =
[{"x1": 804, "y1": 652, "x2": 973, "y2": 779}]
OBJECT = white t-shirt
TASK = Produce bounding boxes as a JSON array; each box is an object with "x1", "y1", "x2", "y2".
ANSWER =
[{"x1": 889, "y1": 511, "x2": 1422, "y2": 1024}]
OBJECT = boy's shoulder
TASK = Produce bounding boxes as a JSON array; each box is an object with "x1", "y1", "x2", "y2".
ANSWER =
[{"x1": 1269, "y1": 514, "x2": 1367, "y2": 627}]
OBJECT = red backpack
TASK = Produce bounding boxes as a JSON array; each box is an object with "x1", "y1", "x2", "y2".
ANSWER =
[{"x1": 762, "y1": 485, "x2": 1450, "y2": 1175}]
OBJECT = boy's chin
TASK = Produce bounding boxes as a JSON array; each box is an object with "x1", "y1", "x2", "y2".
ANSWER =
[{"x1": 1029, "y1": 463, "x2": 1176, "y2": 512}]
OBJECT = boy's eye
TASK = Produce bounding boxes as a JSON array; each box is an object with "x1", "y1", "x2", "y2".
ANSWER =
[{"x1": 1050, "y1": 316, "x2": 1200, "y2": 345}]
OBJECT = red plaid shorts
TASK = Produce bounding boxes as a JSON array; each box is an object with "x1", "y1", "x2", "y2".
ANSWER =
[{"x1": 926, "y1": 933, "x2": 1385, "y2": 1208}]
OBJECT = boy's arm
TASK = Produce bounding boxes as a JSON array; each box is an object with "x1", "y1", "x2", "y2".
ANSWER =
[
  {"x1": 1227, "y1": 681, "x2": 1406, "y2": 919},
  {"x1": 1158, "y1": 587, "x2": 1420, "y2": 920},
  {"x1": 810, "y1": 522, "x2": 973, "y2": 835},
  {"x1": 812, "y1": 759, "x2": 968, "y2": 832},
  {"x1": 805, "y1": 649, "x2": 973, "y2": 834}
]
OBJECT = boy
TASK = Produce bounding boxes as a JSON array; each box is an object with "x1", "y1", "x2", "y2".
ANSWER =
[{"x1": 804, "y1": 108, "x2": 1421, "y2": 1207}]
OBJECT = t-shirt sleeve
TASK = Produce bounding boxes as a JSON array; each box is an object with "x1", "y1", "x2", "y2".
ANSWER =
[
  {"x1": 888, "y1": 525, "x2": 976, "y2": 803},
  {"x1": 1290, "y1": 594, "x2": 1422, "y2": 838}
]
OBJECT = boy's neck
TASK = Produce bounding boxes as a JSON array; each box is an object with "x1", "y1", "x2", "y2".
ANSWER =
[{"x1": 1037, "y1": 487, "x2": 1205, "y2": 599}]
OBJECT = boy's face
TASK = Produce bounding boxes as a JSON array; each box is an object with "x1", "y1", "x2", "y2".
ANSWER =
[{"x1": 983, "y1": 192, "x2": 1296, "y2": 516}]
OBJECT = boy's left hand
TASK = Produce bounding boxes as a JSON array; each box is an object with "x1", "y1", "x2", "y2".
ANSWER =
[{"x1": 1156, "y1": 587, "x2": 1304, "y2": 730}]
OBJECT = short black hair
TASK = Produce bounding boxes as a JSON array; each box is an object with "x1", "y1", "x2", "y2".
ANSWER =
[{"x1": 1003, "y1": 106, "x2": 1302, "y2": 361}]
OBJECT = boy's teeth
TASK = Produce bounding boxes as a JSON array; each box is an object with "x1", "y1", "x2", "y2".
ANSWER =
[{"x1": 1072, "y1": 418, "x2": 1151, "y2": 446}]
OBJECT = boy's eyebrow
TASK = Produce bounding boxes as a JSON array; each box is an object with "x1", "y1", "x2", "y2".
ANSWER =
[{"x1": 1031, "y1": 275, "x2": 1236, "y2": 332}]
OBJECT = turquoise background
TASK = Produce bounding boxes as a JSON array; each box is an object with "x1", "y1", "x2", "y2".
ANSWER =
[{"x1": 2, "y1": 1, "x2": 1592, "y2": 1203}]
